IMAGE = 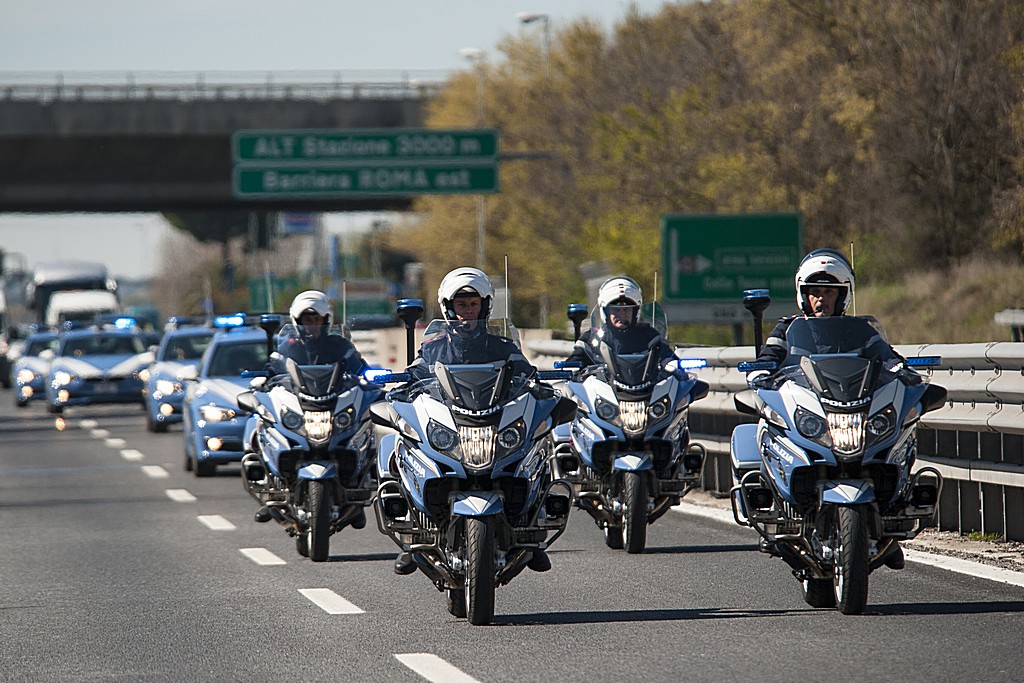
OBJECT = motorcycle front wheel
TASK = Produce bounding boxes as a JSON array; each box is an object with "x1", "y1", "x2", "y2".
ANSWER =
[
  {"x1": 464, "y1": 517, "x2": 496, "y2": 625},
  {"x1": 307, "y1": 481, "x2": 331, "y2": 562},
  {"x1": 622, "y1": 472, "x2": 647, "y2": 554},
  {"x1": 832, "y1": 505, "x2": 870, "y2": 614}
]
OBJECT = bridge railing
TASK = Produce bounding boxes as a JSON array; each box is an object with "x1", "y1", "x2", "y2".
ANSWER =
[
  {"x1": 0, "y1": 70, "x2": 448, "y2": 102},
  {"x1": 528, "y1": 338, "x2": 1024, "y2": 540}
]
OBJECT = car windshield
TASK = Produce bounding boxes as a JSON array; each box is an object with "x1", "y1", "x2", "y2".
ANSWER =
[
  {"x1": 206, "y1": 341, "x2": 268, "y2": 377},
  {"x1": 25, "y1": 336, "x2": 59, "y2": 356},
  {"x1": 62, "y1": 333, "x2": 145, "y2": 357},
  {"x1": 162, "y1": 332, "x2": 213, "y2": 361}
]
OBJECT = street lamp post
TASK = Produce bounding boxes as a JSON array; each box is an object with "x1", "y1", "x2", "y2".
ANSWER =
[
  {"x1": 459, "y1": 47, "x2": 487, "y2": 270},
  {"x1": 515, "y1": 12, "x2": 550, "y2": 76}
]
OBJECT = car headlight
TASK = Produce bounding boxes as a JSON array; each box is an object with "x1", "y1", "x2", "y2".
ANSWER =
[
  {"x1": 139, "y1": 368, "x2": 151, "y2": 382},
  {"x1": 17, "y1": 369, "x2": 36, "y2": 384},
  {"x1": 595, "y1": 398, "x2": 619, "y2": 422},
  {"x1": 333, "y1": 409, "x2": 353, "y2": 431},
  {"x1": 54, "y1": 371, "x2": 75, "y2": 386},
  {"x1": 427, "y1": 420, "x2": 459, "y2": 451},
  {"x1": 199, "y1": 404, "x2": 236, "y2": 422},
  {"x1": 281, "y1": 408, "x2": 304, "y2": 432},
  {"x1": 795, "y1": 407, "x2": 828, "y2": 440},
  {"x1": 155, "y1": 379, "x2": 181, "y2": 395}
]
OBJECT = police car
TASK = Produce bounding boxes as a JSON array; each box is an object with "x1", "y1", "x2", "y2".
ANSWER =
[
  {"x1": 141, "y1": 319, "x2": 214, "y2": 433},
  {"x1": 181, "y1": 314, "x2": 269, "y2": 477},
  {"x1": 43, "y1": 318, "x2": 153, "y2": 414},
  {"x1": 12, "y1": 329, "x2": 60, "y2": 407}
]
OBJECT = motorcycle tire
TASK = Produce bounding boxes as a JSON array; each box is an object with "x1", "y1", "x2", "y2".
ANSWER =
[
  {"x1": 832, "y1": 505, "x2": 870, "y2": 615},
  {"x1": 446, "y1": 588, "x2": 467, "y2": 618},
  {"x1": 464, "y1": 516, "x2": 496, "y2": 625},
  {"x1": 622, "y1": 472, "x2": 647, "y2": 554},
  {"x1": 307, "y1": 481, "x2": 331, "y2": 562},
  {"x1": 801, "y1": 578, "x2": 837, "y2": 608}
]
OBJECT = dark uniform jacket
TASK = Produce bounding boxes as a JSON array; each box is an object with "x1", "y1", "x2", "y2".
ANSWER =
[
  {"x1": 407, "y1": 329, "x2": 534, "y2": 381},
  {"x1": 267, "y1": 334, "x2": 367, "y2": 377},
  {"x1": 565, "y1": 323, "x2": 675, "y2": 368}
]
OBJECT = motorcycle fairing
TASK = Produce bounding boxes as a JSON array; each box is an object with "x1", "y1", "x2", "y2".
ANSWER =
[
  {"x1": 377, "y1": 432, "x2": 399, "y2": 480},
  {"x1": 820, "y1": 479, "x2": 876, "y2": 505},
  {"x1": 612, "y1": 453, "x2": 654, "y2": 471},
  {"x1": 297, "y1": 462, "x2": 338, "y2": 480},
  {"x1": 451, "y1": 491, "x2": 504, "y2": 517}
]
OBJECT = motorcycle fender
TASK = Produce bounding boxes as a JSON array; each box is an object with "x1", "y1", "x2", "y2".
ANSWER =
[
  {"x1": 612, "y1": 454, "x2": 653, "y2": 471},
  {"x1": 820, "y1": 479, "x2": 875, "y2": 505},
  {"x1": 450, "y1": 491, "x2": 504, "y2": 517},
  {"x1": 297, "y1": 462, "x2": 338, "y2": 480}
]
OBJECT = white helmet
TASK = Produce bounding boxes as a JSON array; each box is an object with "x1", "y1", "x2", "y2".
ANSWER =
[
  {"x1": 795, "y1": 249, "x2": 855, "y2": 315},
  {"x1": 289, "y1": 290, "x2": 333, "y2": 328},
  {"x1": 597, "y1": 276, "x2": 642, "y2": 326},
  {"x1": 437, "y1": 267, "x2": 494, "y2": 323}
]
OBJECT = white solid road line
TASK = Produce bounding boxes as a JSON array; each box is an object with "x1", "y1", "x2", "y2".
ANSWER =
[
  {"x1": 104, "y1": 437, "x2": 126, "y2": 448},
  {"x1": 165, "y1": 489, "x2": 197, "y2": 503},
  {"x1": 394, "y1": 654, "x2": 480, "y2": 683},
  {"x1": 675, "y1": 500, "x2": 1024, "y2": 589},
  {"x1": 141, "y1": 465, "x2": 169, "y2": 479},
  {"x1": 298, "y1": 589, "x2": 364, "y2": 615},
  {"x1": 120, "y1": 449, "x2": 145, "y2": 461},
  {"x1": 198, "y1": 515, "x2": 236, "y2": 530},
  {"x1": 240, "y1": 547, "x2": 286, "y2": 565}
]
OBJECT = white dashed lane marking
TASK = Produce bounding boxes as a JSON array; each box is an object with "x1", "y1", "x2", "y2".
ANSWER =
[
  {"x1": 394, "y1": 654, "x2": 480, "y2": 683},
  {"x1": 240, "y1": 548, "x2": 286, "y2": 565},
  {"x1": 298, "y1": 589, "x2": 364, "y2": 615},
  {"x1": 104, "y1": 437, "x2": 126, "y2": 448},
  {"x1": 141, "y1": 465, "x2": 169, "y2": 479},
  {"x1": 121, "y1": 449, "x2": 145, "y2": 461},
  {"x1": 79, "y1": 419, "x2": 99, "y2": 429},
  {"x1": 90, "y1": 429, "x2": 110, "y2": 438},
  {"x1": 166, "y1": 489, "x2": 197, "y2": 503},
  {"x1": 198, "y1": 515, "x2": 236, "y2": 530}
]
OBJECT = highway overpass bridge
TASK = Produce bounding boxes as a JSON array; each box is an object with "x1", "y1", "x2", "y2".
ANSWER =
[{"x1": 0, "y1": 71, "x2": 445, "y2": 212}]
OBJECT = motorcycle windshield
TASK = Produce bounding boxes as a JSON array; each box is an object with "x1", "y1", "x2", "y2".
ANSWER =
[
  {"x1": 420, "y1": 319, "x2": 522, "y2": 351},
  {"x1": 285, "y1": 359, "x2": 362, "y2": 400},
  {"x1": 601, "y1": 347, "x2": 660, "y2": 391},
  {"x1": 434, "y1": 362, "x2": 515, "y2": 413}
]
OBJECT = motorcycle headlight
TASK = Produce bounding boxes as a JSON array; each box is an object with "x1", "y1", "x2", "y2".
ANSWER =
[
  {"x1": 54, "y1": 371, "x2": 75, "y2": 386},
  {"x1": 333, "y1": 409, "x2": 353, "y2": 431},
  {"x1": 427, "y1": 420, "x2": 459, "y2": 452},
  {"x1": 595, "y1": 398, "x2": 619, "y2": 422},
  {"x1": 496, "y1": 421, "x2": 524, "y2": 452},
  {"x1": 648, "y1": 397, "x2": 671, "y2": 422},
  {"x1": 827, "y1": 411, "x2": 865, "y2": 456},
  {"x1": 458, "y1": 425, "x2": 496, "y2": 469},
  {"x1": 281, "y1": 408, "x2": 304, "y2": 431},
  {"x1": 155, "y1": 379, "x2": 181, "y2": 395},
  {"x1": 17, "y1": 369, "x2": 35, "y2": 384},
  {"x1": 867, "y1": 406, "x2": 896, "y2": 440},
  {"x1": 795, "y1": 407, "x2": 828, "y2": 440},
  {"x1": 200, "y1": 405, "x2": 236, "y2": 422}
]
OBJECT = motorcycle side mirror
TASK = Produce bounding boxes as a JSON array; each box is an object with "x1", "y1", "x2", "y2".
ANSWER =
[
  {"x1": 690, "y1": 379, "x2": 710, "y2": 402},
  {"x1": 369, "y1": 401, "x2": 395, "y2": 428},
  {"x1": 921, "y1": 383, "x2": 948, "y2": 413},
  {"x1": 733, "y1": 389, "x2": 760, "y2": 417},
  {"x1": 259, "y1": 314, "x2": 282, "y2": 357},
  {"x1": 236, "y1": 391, "x2": 260, "y2": 414},
  {"x1": 566, "y1": 303, "x2": 588, "y2": 340},
  {"x1": 742, "y1": 288, "x2": 772, "y2": 355},
  {"x1": 551, "y1": 395, "x2": 578, "y2": 426},
  {"x1": 397, "y1": 298, "x2": 424, "y2": 366}
]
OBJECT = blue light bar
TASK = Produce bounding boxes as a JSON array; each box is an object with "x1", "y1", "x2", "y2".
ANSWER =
[
  {"x1": 114, "y1": 317, "x2": 137, "y2": 330},
  {"x1": 737, "y1": 360, "x2": 777, "y2": 373},
  {"x1": 675, "y1": 358, "x2": 708, "y2": 370},
  {"x1": 214, "y1": 312, "x2": 246, "y2": 328},
  {"x1": 537, "y1": 370, "x2": 573, "y2": 381},
  {"x1": 554, "y1": 360, "x2": 583, "y2": 369},
  {"x1": 743, "y1": 289, "x2": 771, "y2": 300},
  {"x1": 906, "y1": 356, "x2": 942, "y2": 367},
  {"x1": 362, "y1": 368, "x2": 392, "y2": 383}
]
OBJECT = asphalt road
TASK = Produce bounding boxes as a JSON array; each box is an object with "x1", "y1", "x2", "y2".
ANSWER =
[{"x1": 2, "y1": 400, "x2": 1024, "y2": 683}]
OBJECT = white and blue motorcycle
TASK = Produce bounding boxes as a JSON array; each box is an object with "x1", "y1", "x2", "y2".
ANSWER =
[
  {"x1": 731, "y1": 308, "x2": 947, "y2": 614},
  {"x1": 369, "y1": 310, "x2": 577, "y2": 625},
  {"x1": 236, "y1": 316, "x2": 382, "y2": 562},
  {"x1": 553, "y1": 304, "x2": 710, "y2": 553}
]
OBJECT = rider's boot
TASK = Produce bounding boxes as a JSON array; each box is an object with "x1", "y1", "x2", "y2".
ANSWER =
[
  {"x1": 351, "y1": 507, "x2": 367, "y2": 529},
  {"x1": 394, "y1": 552, "x2": 416, "y2": 575},
  {"x1": 883, "y1": 541, "x2": 906, "y2": 570},
  {"x1": 527, "y1": 549, "x2": 551, "y2": 572},
  {"x1": 254, "y1": 506, "x2": 272, "y2": 523}
]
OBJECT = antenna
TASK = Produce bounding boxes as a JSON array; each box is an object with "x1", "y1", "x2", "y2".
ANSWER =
[
  {"x1": 342, "y1": 280, "x2": 347, "y2": 329},
  {"x1": 652, "y1": 271, "x2": 658, "y2": 323},
  {"x1": 849, "y1": 241, "x2": 857, "y2": 316},
  {"x1": 503, "y1": 254, "x2": 510, "y2": 337}
]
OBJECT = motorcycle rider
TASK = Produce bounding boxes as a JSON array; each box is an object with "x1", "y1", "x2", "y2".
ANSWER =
[
  {"x1": 747, "y1": 248, "x2": 906, "y2": 570},
  {"x1": 254, "y1": 290, "x2": 370, "y2": 525},
  {"x1": 564, "y1": 275, "x2": 676, "y2": 368},
  {"x1": 395, "y1": 267, "x2": 545, "y2": 575}
]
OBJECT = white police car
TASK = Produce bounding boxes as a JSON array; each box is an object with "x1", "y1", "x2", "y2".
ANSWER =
[
  {"x1": 141, "y1": 320, "x2": 214, "y2": 433},
  {"x1": 181, "y1": 314, "x2": 269, "y2": 477},
  {"x1": 44, "y1": 318, "x2": 153, "y2": 414},
  {"x1": 13, "y1": 330, "x2": 59, "y2": 407}
]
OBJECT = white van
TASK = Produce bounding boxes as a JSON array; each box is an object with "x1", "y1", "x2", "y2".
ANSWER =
[{"x1": 45, "y1": 291, "x2": 119, "y2": 328}]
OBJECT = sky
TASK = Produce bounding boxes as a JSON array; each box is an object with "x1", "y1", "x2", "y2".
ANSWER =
[{"x1": 0, "y1": 0, "x2": 674, "y2": 280}]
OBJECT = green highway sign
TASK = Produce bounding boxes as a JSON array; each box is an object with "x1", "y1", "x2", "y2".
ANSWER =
[
  {"x1": 233, "y1": 128, "x2": 498, "y2": 162},
  {"x1": 661, "y1": 213, "x2": 803, "y2": 323},
  {"x1": 235, "y1": 163, "x2": 498, "y2": 196}
]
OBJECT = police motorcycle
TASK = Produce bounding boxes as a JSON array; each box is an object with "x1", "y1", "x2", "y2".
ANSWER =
[
  {"x1": 552, "y1": 302, "x2": 710, "y2": 553},
  {"x1": 731, "y1": 290, "x2": 947, "y2": 614},
  {"x1": 368, "y1": 300, "x2": 578, "y2": 625},
  {"x1": 235, "y1": 315, "x2": 383, "y2": 562}
]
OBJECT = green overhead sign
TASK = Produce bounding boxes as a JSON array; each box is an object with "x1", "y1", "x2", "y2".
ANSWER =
[
  {"x1": 232, "y1": 128, "x2": 499, "y2": 197},
  {"x1": 661, "y1": 213, "x2": 803, "y2": 322}
]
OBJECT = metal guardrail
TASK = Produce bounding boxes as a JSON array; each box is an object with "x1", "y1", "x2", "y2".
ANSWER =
[
  {"x1": 0, "y1": 70, "x2": 448, "y2": 103},
  {"x1": 528, "y1": 337, "x2": 1024, "y2": 539}
]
